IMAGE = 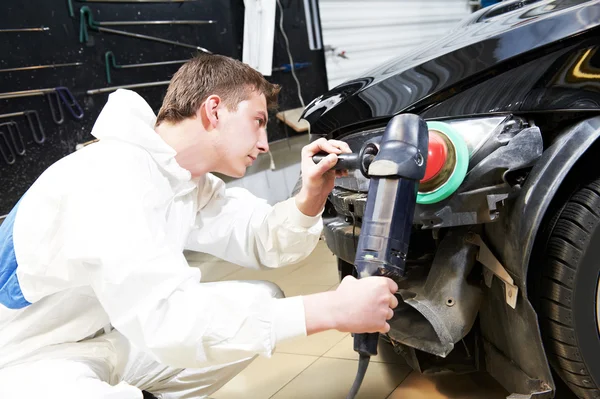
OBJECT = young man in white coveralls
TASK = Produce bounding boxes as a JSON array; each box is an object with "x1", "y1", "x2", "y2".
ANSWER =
[{"x1": 0, "y1": 54, "x2": 399, "y2": 399}]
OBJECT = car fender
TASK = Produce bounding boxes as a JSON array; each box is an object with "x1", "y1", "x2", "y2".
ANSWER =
[{"x1": 480, "y1": 116, "x2": 600, "y2": 397}]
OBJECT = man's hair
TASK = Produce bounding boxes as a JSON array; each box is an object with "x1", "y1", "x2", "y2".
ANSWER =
[{"x1": 155, "y1": 54, "x2": 281, "y2": 126}]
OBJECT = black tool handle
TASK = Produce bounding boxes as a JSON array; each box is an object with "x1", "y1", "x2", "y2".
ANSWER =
[
  {"x1": 312, "y1": 152, "x2": 359, "y2": 170},
  {"x1": 353, "y1": 332, "x2": 380, "y2": 356}
]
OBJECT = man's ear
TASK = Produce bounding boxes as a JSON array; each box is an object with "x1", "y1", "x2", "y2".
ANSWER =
[{"x1": 201, "y1": 95, "x2": 222, "y2": 128}]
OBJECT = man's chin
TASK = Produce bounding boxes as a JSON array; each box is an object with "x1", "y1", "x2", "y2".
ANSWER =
[{"x1": 223, "y1": 168, "x2": 246, "y2": 179}]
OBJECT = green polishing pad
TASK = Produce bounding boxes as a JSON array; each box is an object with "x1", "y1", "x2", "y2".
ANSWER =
[{"x1": 416, "y1": 121, "x2": 469, "y2": 205}]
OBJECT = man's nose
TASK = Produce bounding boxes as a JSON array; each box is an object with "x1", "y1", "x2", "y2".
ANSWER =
[{"x1": 257, "y1": 129, "x2": 269, "y2": 153}]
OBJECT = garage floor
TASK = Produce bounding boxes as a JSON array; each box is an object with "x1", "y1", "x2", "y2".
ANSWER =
[{"x1": 185, "y1": 240, "x2": 511, "y2": 399}]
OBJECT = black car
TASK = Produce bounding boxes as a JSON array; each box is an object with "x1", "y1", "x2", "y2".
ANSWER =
[{"x1": 295, "y1": 1, "x2": 600, "y2": 398}]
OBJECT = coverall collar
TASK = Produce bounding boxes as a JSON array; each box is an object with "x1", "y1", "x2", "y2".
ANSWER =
[{"x1": 90, "y1": 89, "x2": 198, "y2": 194}]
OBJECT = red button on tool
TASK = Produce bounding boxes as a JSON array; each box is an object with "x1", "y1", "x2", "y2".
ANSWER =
[{"x1": 421, "y1": 131, "x2": 448, "y2": 183}]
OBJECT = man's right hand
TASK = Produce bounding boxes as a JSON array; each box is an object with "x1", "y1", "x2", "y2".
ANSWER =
[{"x1": 303, "y1": 275, "x2": 399, "y2": 335}]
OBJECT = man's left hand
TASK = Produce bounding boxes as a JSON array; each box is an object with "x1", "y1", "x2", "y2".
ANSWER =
[{"x1": 295, "y1": 138, "x2": 352, "y2": 217}]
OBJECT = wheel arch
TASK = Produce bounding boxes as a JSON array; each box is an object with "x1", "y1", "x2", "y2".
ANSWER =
[
  {"x1": 480, "y1": 115, "x2": 600, "y2": 397},
  {"x1": 516, "y1": 117, "x2": 600, "y2": 291}
]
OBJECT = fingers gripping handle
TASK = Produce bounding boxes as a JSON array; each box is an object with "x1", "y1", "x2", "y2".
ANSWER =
[
  {"x1": 312, "y1": 152, "x2": 359, "y2": 170},
  {"x1": 312, "y1": 142, "x2": 379, "y2": 178}
]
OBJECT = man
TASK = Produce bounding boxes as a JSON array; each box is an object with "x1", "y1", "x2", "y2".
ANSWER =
[{"x1": 0, "y1": 54, "x2": 398, "y2": 398}]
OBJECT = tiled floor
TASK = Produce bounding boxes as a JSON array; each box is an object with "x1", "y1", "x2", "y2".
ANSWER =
[{"x1": 185, "y1": 240, "x2": 510, "y2": 399}]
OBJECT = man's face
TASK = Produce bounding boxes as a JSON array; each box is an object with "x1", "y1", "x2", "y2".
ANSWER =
[{"x1": 214, "y1": 91, "x2": 270, "y2": 178}]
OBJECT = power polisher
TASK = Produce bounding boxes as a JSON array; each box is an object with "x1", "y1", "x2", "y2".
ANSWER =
[{"x1": 313, "y1": 113, "x2": 429, "y2": 399}]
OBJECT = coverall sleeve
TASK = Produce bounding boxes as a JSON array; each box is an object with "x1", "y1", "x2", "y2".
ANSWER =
[
  {"x1": 65, "y1": 162, "x2": 307, "y2": 368},
  {"x1": 185, "y1": 174, "x2": 324, "y2": 268}
]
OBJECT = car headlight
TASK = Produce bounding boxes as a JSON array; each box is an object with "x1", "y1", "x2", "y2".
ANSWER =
[{"x1": 335, "y1": 115, "x2": 527, "y2": 204}]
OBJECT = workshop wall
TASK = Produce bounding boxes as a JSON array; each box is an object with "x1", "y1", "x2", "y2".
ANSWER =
[{"x1": 0, "y1": 0, "x2": 328, "y2": 216}]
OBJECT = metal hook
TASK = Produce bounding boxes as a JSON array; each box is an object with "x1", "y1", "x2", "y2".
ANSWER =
[
  {"x1": 0, "y1": 88, "x2": 51, "y2": 100},
  {"x1": 26, "y1": 111, "x2": 46, "y2": 144},
  {"x1": 0, "y1": 88, "x2": 83, "y2": 124},
  {"x1": 105, "y1": 51, "x2": 118, "y2": 84},
  {"x1": 80, "y1": 6, "x2": 215, "y2": 26},
  {"x1": 104, "y1": 51, "x2": 187, "y2": 83},
  {"x1": 46, "y1": 91, "x2": 65, "y2": 125},
  {"x1": 0, "y1": 128, "x2": 16, "y2": 165},
  {"x1": 79, "y1": 6, "x2": 96, "y2": 42},
  {"x1": 0, "y1": 121, "x2": 26, "y2": 156},
  {"x1": 67, "y1": 0, "x2": 75, "y2": 17},
  {"x1": 56, "y1": 87, "x2": 84, "y2": 120},
  {"x1": 8, "y1": 122, "x2": 26, "y2": 156},
  {"x1": 0, "y1": 62, "x2": 82, "y2": 73},
  {"x1": 0, "y1": 110, "x2": 46, "y2": 145},
  {"x1": 87, "y1": 80, "x2": 170, "y2": 95},
  {"x1": 79, "y1": 6, "x2": 212, "y2": 52},
  {"x1": 0, "y1": 26, "x2": 50, "y2": 33}
]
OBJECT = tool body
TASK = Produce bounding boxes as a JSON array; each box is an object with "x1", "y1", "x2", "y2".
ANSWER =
[{"x1": 313, "y1": 113, "x2": 429, "y2": 398}]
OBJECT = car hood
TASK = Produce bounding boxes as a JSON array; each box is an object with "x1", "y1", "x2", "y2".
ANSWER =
[{"x1": 301, "y1": 0, "x2": 600, "y2": 136}]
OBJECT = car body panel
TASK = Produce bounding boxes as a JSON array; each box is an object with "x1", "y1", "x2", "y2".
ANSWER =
[
  {"x1": 481, "y1": 116, "x2": 600, "y2": 395},
  {"x1": 302, "y1": 0, "x2": 600, "y2": 137}
]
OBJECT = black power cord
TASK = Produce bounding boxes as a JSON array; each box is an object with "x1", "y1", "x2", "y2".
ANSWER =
[{"x1": 346, "y1": 354, "x2": 371, "y2": 399}]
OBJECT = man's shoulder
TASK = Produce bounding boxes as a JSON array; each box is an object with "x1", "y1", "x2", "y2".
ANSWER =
[
  {"x1": 37, "y1": 140, "x2": 161, "y2": 196},
  {"x1": 75, "y1": 140, "x2": 157, "y2": 174}
]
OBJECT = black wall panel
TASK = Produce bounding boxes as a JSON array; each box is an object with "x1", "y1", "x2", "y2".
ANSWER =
[{"x1": 0, "y1": 0, "x2": 327, "y2": 215}]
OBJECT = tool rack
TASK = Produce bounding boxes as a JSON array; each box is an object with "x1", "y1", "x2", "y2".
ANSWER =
[{"x1": 0, "y1": 0, "x2": 328, "y2": 216}]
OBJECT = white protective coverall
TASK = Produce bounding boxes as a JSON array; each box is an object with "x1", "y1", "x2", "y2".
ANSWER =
[{"x1": 0, "y1": 89, "x2": 323, "y2": 398}]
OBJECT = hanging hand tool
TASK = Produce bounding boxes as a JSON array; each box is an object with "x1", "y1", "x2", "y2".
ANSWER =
[
  {"x1": 69, "y1": 0, "x2": 198, "y2": 17},
  {"x1": 0, "y1": 121, "x2": 25, "y2": 156},
  {"x1": 87, "y1": 80, "x2": 170, "y2": 95},
  {"x1": 0, "y1": 62, "x2": 82, "y2": 73},
  {"x1": 272, "y1": 62, "x2": 311, "y2": 73},
  {"x1": 90, "y1": 19, "x2": 216, "y2": 26},
  {"x1": 0, "y1": 128, "x2": 16, "y2": 165},
  {"x1": 0, "y1": 111, "x2": 46, "y2": 144},
  {"x1": 79, "y1": 6, "x2": 213, "y2": 52},
  {"x1": 104, "y1": 51, "x2": 187, "y2": 84},
  {"x1": 313, "y1": 113, "x2": 430, "y2": 399},
  {"x1": 56, "y1": 87, "x2": 85, "y2": 120},
  {"x1": 48, "y1": 90, "x2": 65, "y2": 124},
  {"x1": 0, "y1": 89, "x2": 63, "y2": 125},
  {"x1": 0, "y1": 26, "x2": 49, "y2": 33},
  {"x1": 0, "y1": 87, "x2": 83, "y2": 124}
]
